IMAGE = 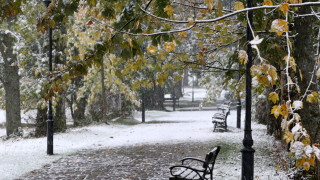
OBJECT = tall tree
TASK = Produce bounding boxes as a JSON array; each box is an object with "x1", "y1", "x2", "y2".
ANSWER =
[
  {"x1": 0, "y1": 23, "x2": 21, "y2": 136},
  {"x1": 294, "y1": 2, "x2": 320, "y2": 143}
]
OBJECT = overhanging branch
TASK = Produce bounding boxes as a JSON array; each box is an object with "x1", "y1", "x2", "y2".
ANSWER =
[{"x1": 140, "y1": 2, "x2": 320, "y2": 24}]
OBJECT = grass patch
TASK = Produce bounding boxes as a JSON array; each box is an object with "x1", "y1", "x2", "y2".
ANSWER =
[
  {"x1": 145, "y1": 120, "x2": 188, "y2": 124},
  {"x1": 213, "y1": 141, "x2": 242, "y2": 162},
  {"x1": 110, "y1": 117, "x2": 141, "y2": 126}
]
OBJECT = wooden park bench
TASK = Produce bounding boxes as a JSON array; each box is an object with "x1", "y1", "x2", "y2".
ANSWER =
[
  {"x1": 212, "y1": 103, "x2": 231, "y2": 132},
  {"x1": 169, "y1": 146, "x2": 221, "y2": 180},
  {"x1": 164, "y1": 97, "x2": 180, "y2": 104}
]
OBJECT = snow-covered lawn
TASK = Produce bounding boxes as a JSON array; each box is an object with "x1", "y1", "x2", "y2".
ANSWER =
[
  {"x1": 0, "y1": 108, "x2": 289, "y2": 179},
  {"x1": 180, "y1": 87, "x2": 208, "y2": 101}
]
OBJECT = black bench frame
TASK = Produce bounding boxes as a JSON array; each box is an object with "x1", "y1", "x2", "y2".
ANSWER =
[
  {"x1": 169, "y1": 146, "x2": 221, "y2": 180},
  {"x1": 212, "y1": 103, "x2": 230, "y2": 132}
]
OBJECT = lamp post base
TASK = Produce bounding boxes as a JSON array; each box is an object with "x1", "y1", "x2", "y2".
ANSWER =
[
  {"x1": 241, "y1": 146, "x2": 255, "y2": 180},
  {"x1": 47, "y1": 119, "x2": 53, "y2": 155}
]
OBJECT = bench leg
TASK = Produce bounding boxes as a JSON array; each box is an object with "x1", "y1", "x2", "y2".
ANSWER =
[{"x1": 213, "y1": 122, "x2": 217, "y2": 132}]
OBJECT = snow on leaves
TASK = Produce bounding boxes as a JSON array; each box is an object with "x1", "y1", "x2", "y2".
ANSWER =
[
  {"x1": 283, "y1": 56, "x2": 296, "y2": 72},
  {"x1": 271, "y1": 104, "x2": 289, "y2": 119},
  {"x1": 147, "y1": 45, "x2": 157, "y2": 55},
  {"x1": 238, "y1": 50, "x2": 248, "y2": 65},
  {"x1": 204, "y1": 0, "x2": 215, "y2": 10},
  {"x1": 306, "y1": 92, "x2": 319, "y2": 103},
  {"x1": 251, "y1": 64, "x2": 278, "y2": 87},
  {"x1": 163, "y1": 42, "x2": 175, "y2": 52},
  {"x1": 292, "y1": 100, "x2": 303, "y2": 110},
  {"x1": 270, "y1": 19, "x2": 289, "y2": 36},
  {"x1": 249, "y1": 36, "x2": 264, "y2": 46}
]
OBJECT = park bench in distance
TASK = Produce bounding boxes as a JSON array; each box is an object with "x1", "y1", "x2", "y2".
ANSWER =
[
  {"x1": 212, "y1": 103, "x2": 231, "y2": 132},
  {"x1": 169, "y1": 146, "x2": 221, "y2": 180},
  {"x1": 164, "y1": 96, "x2": 180, "y2": 105}
]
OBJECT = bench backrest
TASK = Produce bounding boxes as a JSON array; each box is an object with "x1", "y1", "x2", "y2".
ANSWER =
[{"x1": 203, "y1": 146, "x2": 221, "y2": 169}]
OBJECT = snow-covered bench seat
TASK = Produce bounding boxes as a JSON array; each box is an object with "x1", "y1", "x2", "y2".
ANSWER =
[
  {"x1": 212, "y1": 103, "x2": 231, "y2": 132},
  {"x1": 169, "y1": 146, "x2": 220, "y2": 180}
]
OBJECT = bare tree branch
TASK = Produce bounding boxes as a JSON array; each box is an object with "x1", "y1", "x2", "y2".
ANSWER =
[
  {"x1": 140, "y1": 2, "x2": 320, "y2": 24},
  {"x1": 119, "y1": 23, "x2": 196, "y2": 36}
]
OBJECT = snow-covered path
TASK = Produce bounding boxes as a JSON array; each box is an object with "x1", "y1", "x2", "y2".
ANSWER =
[{"x1": 1, "y1": 109, "x2": 289, "y2": 179}]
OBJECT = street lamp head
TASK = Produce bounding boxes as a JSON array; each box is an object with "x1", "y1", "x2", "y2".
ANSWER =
[{"x1": 42, "y1": 0, "x2": 52, "y2": 8}]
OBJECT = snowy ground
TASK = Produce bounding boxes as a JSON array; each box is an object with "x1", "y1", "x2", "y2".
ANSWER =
[
  {"x1": 0, "y1": 88, "x2": 290, "y2": 179},
  {"x1": 180, "y1": 87, "x2": 208, "y2": 101},
  {"x1": 1, "y1": 109, "x2": 289, "y2": 179}
]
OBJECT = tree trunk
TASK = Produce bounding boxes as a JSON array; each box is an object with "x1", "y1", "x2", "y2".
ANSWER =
[
  {"x1": 35, "y1": 107, "x2": 47, "y2": 137},
  {"x1": 54, "y1": 92, "x2": 67, "y2": 132},
  {"x1": 294, "y1": 6, "x2": 320, "y2": 142},
  {"x1": 155, "y1": 85, "x2": 165, "y2": 110},
  {"x1": 0, "y1": 31, "x2": 21, "y2": 136},
  {"x1": 71, "y1": 76, "x2": 89, "y2": 126},
  {"x1": 52, "y1": 25, "x2": 67, "y2": 132},
  {"x1": 73, "y1": 95, "x2": 88, "y2": 126},
  {"x1": 183, "y1": 69, "x2": 189, "y2": 86},
  {"x1": 293, "y1": 2, "x2": 320, "y2": 178},
  {"x1": 101, "y1": 59, "x2": 107, "y2": 123},
  {"x1": 3, "y1": 66, "x2": 21, "y2": 136}
]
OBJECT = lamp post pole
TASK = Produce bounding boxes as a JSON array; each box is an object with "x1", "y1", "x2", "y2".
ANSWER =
[
  {"x1": 237, "y1": 65, "x2": 241, "y2": 129},
  {"x1": 43, "y1": 0, "x2": 53, "y2": 155},
  {"x1": 241, "y1": 0, "x2": 255, "y2": 178}
]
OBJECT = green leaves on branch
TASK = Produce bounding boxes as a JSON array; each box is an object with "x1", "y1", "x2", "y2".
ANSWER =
[{"x1": 0, "y1": 0, "x2": 24, "y2": 21}]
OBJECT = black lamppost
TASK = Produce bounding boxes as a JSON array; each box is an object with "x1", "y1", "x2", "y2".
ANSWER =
[
  {"x1": 241, "y1": 0, "x2": 255, "y2": 178},
  {"x1": 43, "y1": 0, "x2": 53, "y2": 155}
]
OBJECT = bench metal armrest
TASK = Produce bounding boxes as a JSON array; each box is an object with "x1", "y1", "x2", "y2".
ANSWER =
[
  {"x1": 169, "y1": 165, "x2": 204, "y2": 179},
  {"x1": 181, "y1": 157, "x2": 205, "y2": 165}
]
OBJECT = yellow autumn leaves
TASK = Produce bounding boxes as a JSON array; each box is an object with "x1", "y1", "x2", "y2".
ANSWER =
[
  {"x1": 270, "y1": 19, "x2": 289, "y2": 36},
  {"x1": 233, "y1": 1, "x2": 291, "y2": 36},
  {"x1": 263, "y1": 0, "x2": 273, "y2": 6},
  {"x1": 268, "y1": 92, "x2": 279, "y2": 104},
  {"x1": 271, "y1": 104, "x2": 289, "y2": 119},
  {"x1": 251, "y1": 64, "x2": 278, "y2": 86},
  {"x1": 234, "y1": 1, "x2": 245, "y2": 10},
  {"x1": 164, "y1": 5, "x2": 174, "y2": 16},
  {"x1": 147, "y1": 42, "x2": 175, "y2": 56},
  {"x1": 238, "y1": 50, "x2": 248, "y2": 65},
  {"x1": 307, "y1": 92, "x2": 319, "y2": 103}
]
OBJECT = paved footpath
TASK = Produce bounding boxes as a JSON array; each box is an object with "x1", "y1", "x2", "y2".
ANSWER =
[{"x1": 20, "y1": 142, "x2": 214, "y2": 180}]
